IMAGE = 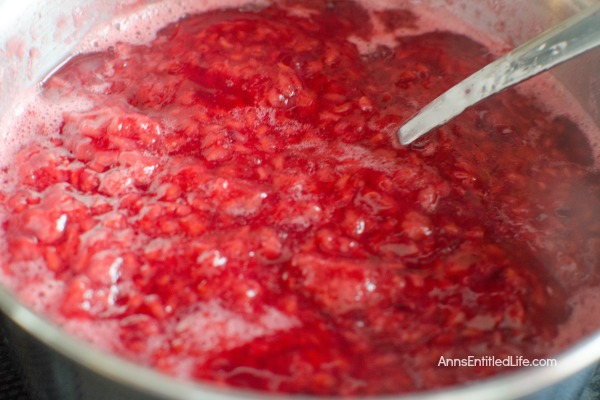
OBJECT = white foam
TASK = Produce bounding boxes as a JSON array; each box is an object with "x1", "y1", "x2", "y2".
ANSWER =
[
  {"x1": 0, "y1": 83, "x2": 96, "y2": 171},
  {"x1": 0, "y1": 0, "x2": 268, "y2": 170},
  {"x1": 61, "y1": 318, "x2": 123, "y2": 352},
  {"x1": 74, "y1": 0, "x2": 268, "y2": 54}
]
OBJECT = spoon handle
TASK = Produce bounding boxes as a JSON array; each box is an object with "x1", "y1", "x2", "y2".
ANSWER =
[{"x1": 398, "y1": 3, "x2": 600, "y2": 145}]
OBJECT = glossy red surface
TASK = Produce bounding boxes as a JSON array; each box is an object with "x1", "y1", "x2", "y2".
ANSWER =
[{"x1": 1, "y1": 0, "x2": 600, "y2": 395}]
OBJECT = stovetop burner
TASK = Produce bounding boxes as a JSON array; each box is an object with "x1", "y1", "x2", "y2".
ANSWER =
[{"x1": 0, "y1": 334, "x2": 29, "y2": 400}]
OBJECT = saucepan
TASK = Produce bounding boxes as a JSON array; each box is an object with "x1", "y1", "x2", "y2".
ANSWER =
[{"x1": 0, "y1": 0, "x2": 599, "y2": 399}]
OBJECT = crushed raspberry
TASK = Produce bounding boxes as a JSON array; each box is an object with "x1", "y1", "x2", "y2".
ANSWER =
[{"x1": 1, "y1": 0, "x2": 599, "y2": 396}]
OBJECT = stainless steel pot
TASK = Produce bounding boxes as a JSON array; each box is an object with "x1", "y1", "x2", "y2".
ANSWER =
[{"x1": 0, "y1": 1, "x2": 599, "y2": 399}]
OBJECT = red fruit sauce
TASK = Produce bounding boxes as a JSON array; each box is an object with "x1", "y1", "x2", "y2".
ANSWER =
[{"x1": 1, "y1": 0, "x2": 600, "y2": 396}]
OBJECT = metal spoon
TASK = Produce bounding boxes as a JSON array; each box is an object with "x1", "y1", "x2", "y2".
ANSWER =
[{"x1": 398, "y1": 3, "x2": 600, "y2": 145}]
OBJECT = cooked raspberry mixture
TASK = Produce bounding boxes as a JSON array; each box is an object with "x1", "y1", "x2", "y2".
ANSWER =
[{"x1": 1, "y1": 0, "x2": 600, "y2": 396}]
